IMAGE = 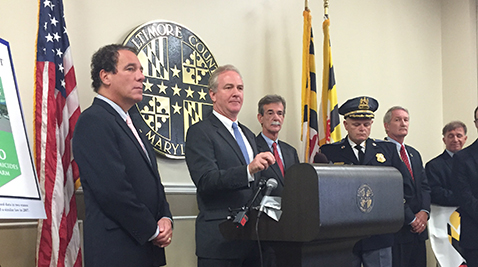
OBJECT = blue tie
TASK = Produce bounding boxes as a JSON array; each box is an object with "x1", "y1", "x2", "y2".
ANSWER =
[{"x1": 232, "y1": 122, "x2": 250, "y2": 164}]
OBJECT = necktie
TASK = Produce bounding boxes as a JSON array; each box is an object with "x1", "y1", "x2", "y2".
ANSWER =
[
  {"x1": 400, "y1": 144, "x2": 414, "y2": 180},
  {"x1": 272, "y1": 142, "x2": 284, "y2": 176},
  {"x1": 126, "y1": 115, "x2": 148, "y2": 157},
  {"x1": 355, "y1": 144, "x2": 364, "y2": 164},
  {"x1": 232, "y1": 122, "x2": 250, "y2": 164}
]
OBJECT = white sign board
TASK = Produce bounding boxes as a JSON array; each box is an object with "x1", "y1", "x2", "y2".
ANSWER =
[{"x1": 0, "y1": 38, "x2": 46, "y2": 219}]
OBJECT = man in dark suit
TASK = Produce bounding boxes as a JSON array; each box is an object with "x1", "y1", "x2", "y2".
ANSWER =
[
  {"x1": 452, "y1": 107, "x2": 478, "y2": 266},
  {"x1": 383, "y1": 106, "x2": 431, "y2": 267},
  {"x1": 320, "y1": 96, "x2": 412, "y2": 267},
  {"x1": 72, "y1": 44, "x2": 172, "y2": 267},
  {"x1": 255, "y1": 94, "x2": 299, "y2": 196},
  {"x1": 426, "y1": 121, "x2": 467, "y2": 206},
  {"x1": 185, "y1": 65, "x2": 275, "y2": 267}
]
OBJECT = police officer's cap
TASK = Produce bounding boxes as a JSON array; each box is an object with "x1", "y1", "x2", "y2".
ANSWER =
[{"x1": 338, "y1": 96, "x2": 378, "y2": 119}]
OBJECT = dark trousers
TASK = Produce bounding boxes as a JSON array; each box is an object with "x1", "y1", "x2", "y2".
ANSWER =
[
  {"x1": 392, "y1": 239, "x2": 426, "y2": 267},
  {"x1": 464, "y1": 248, "x2": 478, "y2": 267},
  {"x1": 198, "y1": 252, "x2": 261, "y2": 267}
]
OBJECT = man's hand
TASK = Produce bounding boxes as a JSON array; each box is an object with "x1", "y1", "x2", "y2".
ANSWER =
[
  {"x1": 248, "y1": 152, "x2": 275, "y2": 175},
  {"x1": 410, "y1": 211, "x2": 428, "y2": 234},
  {"x1": 152, "y1": 218, "x2": 173, "y2": 248}
]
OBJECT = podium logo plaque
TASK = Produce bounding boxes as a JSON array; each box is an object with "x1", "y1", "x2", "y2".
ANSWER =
[{"x1": 357, "y1": 184, "x2": 374, "y2": 213}]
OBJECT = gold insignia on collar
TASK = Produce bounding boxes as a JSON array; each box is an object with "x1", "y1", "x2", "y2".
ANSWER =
[
  {"x1": 341, "y1": 145, "x2": 345, "y2": 149},
  {"x1": 359, "y1": 97, "x2": 369, "y2": 110},
  {"x1": 376, "y1": 153, "x2": 386, "y2": 163}
]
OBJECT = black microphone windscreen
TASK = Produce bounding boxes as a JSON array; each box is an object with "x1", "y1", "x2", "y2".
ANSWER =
[{"x1": 313, "y1": 153, "x2": 329, "y2": 163}]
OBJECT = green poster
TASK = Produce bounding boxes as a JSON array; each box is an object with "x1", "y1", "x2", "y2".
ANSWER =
[{"x1": 0, "y1": 76, "x2": 21, "y2": 187}]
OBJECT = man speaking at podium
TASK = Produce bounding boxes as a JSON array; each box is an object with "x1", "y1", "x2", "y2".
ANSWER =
[
  {"x1": 320, "y1": 96, "x2": 412, "y2": 267},
  {"x1": 185, "y1": 65, "x2": 275, "y2": 267}
]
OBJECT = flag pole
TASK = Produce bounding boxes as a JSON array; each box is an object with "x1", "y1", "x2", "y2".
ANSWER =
[
  {"x1": 324, "y1": 0, "x2": 329, "y2": 16},
  {"x1": 305, "y1": 0, "x2": 309, "y2": 11}
]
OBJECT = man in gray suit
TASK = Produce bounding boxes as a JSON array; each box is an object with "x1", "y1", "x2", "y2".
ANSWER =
[
  {"x1": 185, "y1": 65, "x2": 275, "y2": 267},
  {"x1": 73, "y1": 44, "x2": 172, "y2": 267}
]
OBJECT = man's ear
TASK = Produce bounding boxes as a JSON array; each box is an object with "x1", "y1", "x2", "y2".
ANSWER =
[
  {"x1": 99, "y1": 69, "x2": 111, "y2": 86},
  {"x1": 209, "y1": 89, "x2": 216, "y2": 102},
  {"x1": 257, "y1": 113, "x2": 263, "y2": 125}
]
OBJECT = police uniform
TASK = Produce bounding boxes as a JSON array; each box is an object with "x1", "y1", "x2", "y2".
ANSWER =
[{"x1": 320, "y1": 96, "x2": 413, "y2": 267}]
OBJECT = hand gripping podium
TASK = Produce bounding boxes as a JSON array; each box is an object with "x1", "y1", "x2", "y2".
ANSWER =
[{"x1": 220, "y1": 163, "x2": 404, "y2": 267}]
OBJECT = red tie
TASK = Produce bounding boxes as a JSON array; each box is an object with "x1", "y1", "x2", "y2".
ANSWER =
[
  {"x1": 400, "y1": 145, "x2": 414, "y2": 180},
  {"x1": 272, "y1": 142, "x2": 284, "y2": 176}
]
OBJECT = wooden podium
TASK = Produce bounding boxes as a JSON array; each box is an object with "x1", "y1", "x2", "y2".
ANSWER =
[{"x1": 220, "y1": 163, "x2": 404, "y2": 267}]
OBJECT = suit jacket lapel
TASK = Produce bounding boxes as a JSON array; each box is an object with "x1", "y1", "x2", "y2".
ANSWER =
[
  {"x1": 256, "y1": 135, "x2": 283, "y2": 180},
  {"x1": 239, "y1": 122, "x2": 257, "y2": 156},
  {"x1": 341, "y1": 139, "x2": 360, "y2": 165},
  {"x1": 406, "y1": 145, "x2": 420, "y2": 185},
  {"x1": 94, "y1": 98, "x2": 155, "y2": 173},
  {"x1": 210, "y1": 115, "x2": 248, "y2": 164},
  {"x1": 441, "y1": 151, "x2": 453, "y2": 172},
  {"x1": 279, "y1": 141, "x2": 294, "y2": 169},
  {"x1": 362, "y1": 139, "x2": 377, "y2": 164}
]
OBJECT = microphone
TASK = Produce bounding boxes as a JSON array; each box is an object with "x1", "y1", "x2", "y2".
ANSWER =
[
  {"x1": 313, "y1": 152, "x2": 329, "y2": 163},
  {"x1": 258, "y1": 178, "x2": 278, "y2": 218},
  {"x1": 232, "y1": 178, "x2": 267, "y2": 227}
]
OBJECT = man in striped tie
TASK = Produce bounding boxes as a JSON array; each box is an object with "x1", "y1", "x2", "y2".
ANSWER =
[{"x1": 383, "y1": 106, "x2": 431, "y2": 267}]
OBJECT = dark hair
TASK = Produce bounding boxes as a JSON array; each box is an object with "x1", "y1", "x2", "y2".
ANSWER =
[
  {"x1": 474, "y1": 106, "x2": 478, "y2": 121},
  {"x1": 208, "y1": 64, "x2": 241, "y2": 93},
  {"x1": 90, "y1": 44, "x2": 137, "y2": 92},
  {"x1": 258, "y1": 94, "x2": 286, "y2": 115},
  {"x1": 442, "y1": 121, "x2": 467, "y2": 136}
]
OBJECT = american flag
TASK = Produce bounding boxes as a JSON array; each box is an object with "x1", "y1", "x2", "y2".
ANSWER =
[{"x1": 34, "y1": 0, "x2": 82, "y2": 266}]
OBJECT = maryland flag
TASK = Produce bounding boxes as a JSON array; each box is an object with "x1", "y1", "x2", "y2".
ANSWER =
[
  {"x1": 301, "y1": 9, "x2": 319, "y2": 163},
  {"x1": 318, "y1": 14, "x2": 341, "y2": 147},
  {"x1": 429, "y1": 205, "x2": 467, "y2": 267}
]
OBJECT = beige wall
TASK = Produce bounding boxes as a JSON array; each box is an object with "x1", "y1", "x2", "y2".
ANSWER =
[{"x1": 0, "y1": 0, "x2": 477, "y2": 266}]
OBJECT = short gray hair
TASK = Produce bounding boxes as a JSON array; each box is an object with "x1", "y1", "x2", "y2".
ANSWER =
[
  {"x1": 208, "y1": 64, "x2": 242, "y2": 93},
  {"x1": 383, "y1": 106, "x2": 409, "y2": 124}
]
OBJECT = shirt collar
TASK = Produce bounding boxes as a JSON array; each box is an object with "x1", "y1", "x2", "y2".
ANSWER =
[
  {"x1": 96, "y1": 94, "x2": 129, "y2": 121},
  {"x1": 445, "y1": 149, "x2": 454, "y2": 157},
  {"x1": 261, "y1": 132, "x2": 277, "y2": 149},
  {"x1": 213, "y1": 110, "x2": 237, "y2": 130},
  {"x1": 347, "y1": 136, "x2": 365, "y2": 150}
]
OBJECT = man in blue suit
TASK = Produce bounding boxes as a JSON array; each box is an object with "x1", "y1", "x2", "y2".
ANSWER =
[
  {"x1": 383, "y1": 106, "x2": 431, "y2": 267},
  {"x1": 426, "y1": 121, "x2": 467, "y2": 206},
  {"x1": 320, "y1": 96, "x2": 412, "y2": 267},
  {"x1": 73, "y1": 44, "x2": 172, "y2": 267},
  {"x1": 185, "y1": 65, "x2": 275, "y2": 267},
  {"x1": 255, "y1": 94, "x2": 299, "y2": 196}
]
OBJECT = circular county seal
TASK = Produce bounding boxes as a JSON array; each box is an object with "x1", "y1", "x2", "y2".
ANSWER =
[
  {"x1": 356, "y1": 184, "x2": 374, "y2": 213},
  {"x1": 123, "y1": 21, "x2": 217, "y2": 159}
]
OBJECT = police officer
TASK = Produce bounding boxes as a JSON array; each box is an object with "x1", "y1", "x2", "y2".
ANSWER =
[{"x1": 320, "y1": 96, "x2": 412, "y2": 267}]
